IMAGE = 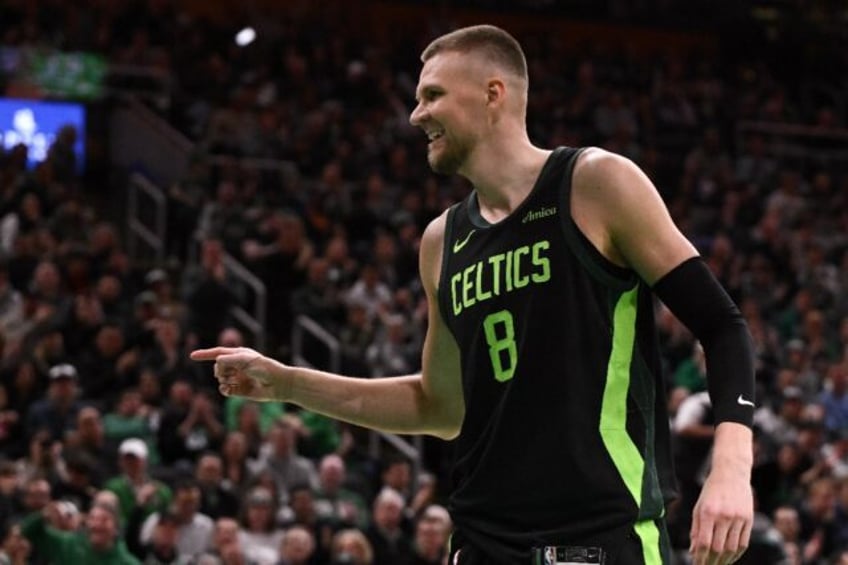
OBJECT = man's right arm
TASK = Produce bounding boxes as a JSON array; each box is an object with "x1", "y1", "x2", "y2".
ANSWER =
[
  {"x1": 19, "y1": 509, "x2": 48, "y2": 545},
  {"x1": 191, "y1": 212, "x2": 465, "y2": 440},
  {"x1": 19, "y1": 505, "x2": 71, "y2": 561}
]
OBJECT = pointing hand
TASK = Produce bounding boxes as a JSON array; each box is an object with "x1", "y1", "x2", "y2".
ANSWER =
[{"x1": 190, "y1": 347, "x2": 281, "y2": 401}]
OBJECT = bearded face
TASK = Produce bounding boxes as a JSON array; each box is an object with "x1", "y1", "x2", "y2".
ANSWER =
[{"x1": 427, "y1": 127, "x2": 475, "y2": 175}]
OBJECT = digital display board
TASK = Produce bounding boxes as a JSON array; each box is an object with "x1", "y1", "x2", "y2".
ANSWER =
[{"x1": 0, "y1": 98, "x2": 86, "y2": 172}]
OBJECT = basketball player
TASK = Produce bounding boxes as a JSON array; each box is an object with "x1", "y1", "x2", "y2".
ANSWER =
[{"x1": 192, "y1": 25, "x2": 754, "y2": 565}]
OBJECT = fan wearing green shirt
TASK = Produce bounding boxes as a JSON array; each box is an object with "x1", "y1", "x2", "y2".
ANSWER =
[{"x1": 20, "y1": 500, "x2": 140, "y2": 565}]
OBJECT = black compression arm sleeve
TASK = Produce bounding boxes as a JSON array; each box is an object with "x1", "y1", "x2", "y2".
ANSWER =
[{"x1": 652, "y1": 257, "x2": 755, "y2": 427}]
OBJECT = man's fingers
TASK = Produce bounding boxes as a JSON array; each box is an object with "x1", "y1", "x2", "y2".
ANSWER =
[
  {"x1": 213, "y1": 357, "x2": 246, "y2": 380},
  {"x1": 728, "y1": 519, "x2": 752, "y2": 563},
  {"x1": 708, "y1": 518, "x2": 732, "y2": 565},
  {"x1": 692, "y1": 516, "x2": 751, "y2": 565},
  {"x1": 689, "y1": 505, "x2": 701, "y2": 554},
  {"x1": 190, "y1": 347, "x2": 234, "y2": 361},
  {"x1": 196, "y1": 347, "x2": 264, "y2": 400},
  {"x1": 740, "y1": 518, "x2": 752, "y2": 550},
  {"x1": 690, "y1": 508, "x2": 715, "y2": 565},
  {"x1": 721, "y1": 519, "x2": 744, "y2": 562},
  {"x1": 193, "y1": 349, "x2": 258, "y2": 369}
]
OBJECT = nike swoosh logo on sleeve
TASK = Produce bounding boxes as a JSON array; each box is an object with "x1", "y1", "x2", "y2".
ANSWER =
[{"x1": 736, "y1": 394, "x2": 755, "y2": 408}]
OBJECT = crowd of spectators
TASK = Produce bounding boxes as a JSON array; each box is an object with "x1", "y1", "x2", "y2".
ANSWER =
[{"x1": 1, "y1": 0, "x2": 848, "y2": 564}]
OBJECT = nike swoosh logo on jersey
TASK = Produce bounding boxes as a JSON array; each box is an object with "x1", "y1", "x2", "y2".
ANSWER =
[
  {"x1": 453, "y1": 229, "x2": 476, "y2": 253},
  {"x1": 737, "y1": 394, "x2": 755, "y2": 408}
]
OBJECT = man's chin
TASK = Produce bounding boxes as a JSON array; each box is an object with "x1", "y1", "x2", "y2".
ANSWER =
[{"x1": 428, "y1": 153, "x2": 460, "y2": 176}]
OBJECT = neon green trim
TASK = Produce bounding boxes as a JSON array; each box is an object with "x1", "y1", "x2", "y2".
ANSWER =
[
  {"x1": 635, "y1": 520, "x2": 662, "y2": 565},
  {"x1": 600, "y1": 286, "x2": 662, "y2": 563},
  {"x1": 599, "y1": 286, "x2": 643, "y2": 502}
]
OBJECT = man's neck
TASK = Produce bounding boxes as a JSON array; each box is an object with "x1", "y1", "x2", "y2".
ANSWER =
[{"x1": 463, "y1": 142, "x2": 551, "y2": 223}]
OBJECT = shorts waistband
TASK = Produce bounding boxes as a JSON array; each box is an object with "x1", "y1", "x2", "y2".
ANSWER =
[{"x1": 531, "y1": 545, "x2": 606, "y2": 565}]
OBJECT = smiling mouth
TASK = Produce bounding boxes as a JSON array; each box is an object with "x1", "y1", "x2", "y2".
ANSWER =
[
  {"x1": 428, "y1": 137, "x2": 446, "y2": 152},
  {"x1": 426, "y1": 129, "x2": 445, "y2": 143}
]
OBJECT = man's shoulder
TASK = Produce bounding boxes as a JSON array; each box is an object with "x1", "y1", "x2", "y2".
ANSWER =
[
  {"x1": 420, "y1": 209, "x2": 449, "y2": 249},
  {"x1": 570, "y1": 146, "x2": 632, "y2": 188}
]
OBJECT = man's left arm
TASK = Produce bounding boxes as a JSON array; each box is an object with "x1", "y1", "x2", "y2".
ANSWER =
[
  {"x1": 651, "y1": 256, "x2": 754, "y2": 565},
  {"x1": 574, "y1": 149, "x2": 753, "y2": 565}
]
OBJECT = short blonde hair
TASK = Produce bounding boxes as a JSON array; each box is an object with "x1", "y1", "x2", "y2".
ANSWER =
[{"x1": 421, "y1": 24, "x2": 527, "y2": 83}]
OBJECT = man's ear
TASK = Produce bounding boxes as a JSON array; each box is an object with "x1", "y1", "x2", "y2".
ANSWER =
[{"x1": 486, "y1": 79, "x2": 506, "y2": 105}]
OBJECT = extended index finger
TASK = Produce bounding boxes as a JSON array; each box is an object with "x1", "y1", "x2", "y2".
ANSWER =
[{"x1": 190, "y1": 347, "x2": 236, "y2": 361}]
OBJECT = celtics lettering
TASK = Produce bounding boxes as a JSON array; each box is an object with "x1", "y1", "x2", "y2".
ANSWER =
[{"x1": 450, "y1": 240, "x2": 551, "y2": 316}]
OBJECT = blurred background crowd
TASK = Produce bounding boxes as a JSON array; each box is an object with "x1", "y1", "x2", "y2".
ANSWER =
[{"x1": 0, "y1": 0, "x2": 846, "y2": 564}]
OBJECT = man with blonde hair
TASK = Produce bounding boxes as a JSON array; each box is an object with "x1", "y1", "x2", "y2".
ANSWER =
[{"x1": 194, "y1": 24, "x2": 755, "y2": 565}]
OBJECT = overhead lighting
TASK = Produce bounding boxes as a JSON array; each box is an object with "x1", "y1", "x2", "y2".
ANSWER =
[{"x1": 235, "y1": 27, "x2": 256, "y2": 47}]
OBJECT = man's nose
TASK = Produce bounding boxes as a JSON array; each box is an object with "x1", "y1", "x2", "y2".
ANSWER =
[{"x1": 409, "y1": 103, "x2": 425, "y2": 127}]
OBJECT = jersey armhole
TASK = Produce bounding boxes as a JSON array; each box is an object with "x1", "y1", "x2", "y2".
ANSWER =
[
  {"x1": 558, "y1": 147, "x2": 639, "y2": 291},
  {"x1": 436, "y1": 203, "x2": 460, "y2": 330}
]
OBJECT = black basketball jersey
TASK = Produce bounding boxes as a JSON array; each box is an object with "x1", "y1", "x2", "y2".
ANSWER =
[{"x1": 437, "y1": 147, "x2": 676, "y2": 563}]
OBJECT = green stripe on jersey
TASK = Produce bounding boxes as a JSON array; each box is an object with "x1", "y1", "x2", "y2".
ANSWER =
[
  {"x1": 599, "y1": 286, "x2": 642, "y2": 501},
  {"x1": 599, "y1": 286, "x2": 662, "y2": 564},
  {"x1": 635, "y1": 519, "x2": 662, "y2": 565}
]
